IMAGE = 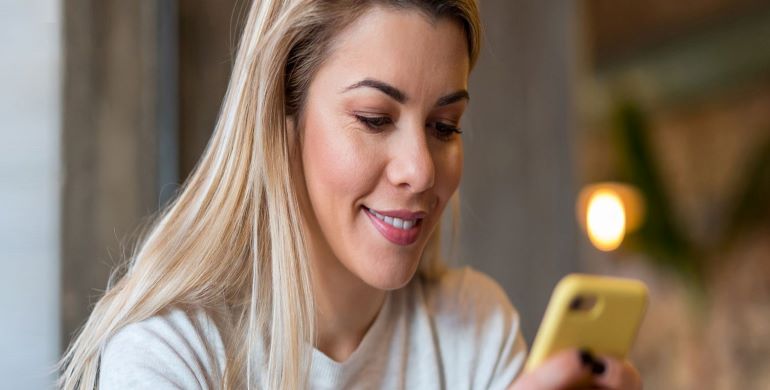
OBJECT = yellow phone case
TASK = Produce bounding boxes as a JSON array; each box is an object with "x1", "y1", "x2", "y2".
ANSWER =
[{"x1": 525, "y1": 274, "x2": 648, "y2": 372}]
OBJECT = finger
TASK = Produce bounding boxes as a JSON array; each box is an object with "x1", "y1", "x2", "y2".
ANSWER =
[
  {"x1": 592, "y1": 357, "x2": 642, "y2": 390},
  {"x1": 512, "y1": 349, "x2": 594, "y2": 390}
]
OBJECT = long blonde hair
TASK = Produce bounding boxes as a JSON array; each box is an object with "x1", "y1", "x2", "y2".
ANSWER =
[{"x1": 58, "y1": 1, "x2": 480, "y2": 388}]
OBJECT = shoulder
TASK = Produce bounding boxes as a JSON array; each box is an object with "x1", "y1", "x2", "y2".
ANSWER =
[
  {"x1": 419, "y1": 266, "x2": 527, "y2": 388},
  {"x1": 99, "y1": 307, "x2": 225, "y2": 390},
  {"x1": 423, "y1": 266, "x2": 519, "y2": 325}
]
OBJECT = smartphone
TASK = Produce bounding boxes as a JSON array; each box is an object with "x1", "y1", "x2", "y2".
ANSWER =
[{"x1": 525, "y1": 274, "x2": 648, "y2": 372}]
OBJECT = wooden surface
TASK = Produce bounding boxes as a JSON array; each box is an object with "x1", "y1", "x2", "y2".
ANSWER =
[
  {"x1": 61, "y1": 0, "x2": 163, "y2": 348},
  {"x1": 178, "y1": 0, "x2": 239, "y2": 179}
]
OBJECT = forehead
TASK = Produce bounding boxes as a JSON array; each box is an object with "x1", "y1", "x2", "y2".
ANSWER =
[{"x1": 314, "y1": 6, "x2": 470, "y2": 98}]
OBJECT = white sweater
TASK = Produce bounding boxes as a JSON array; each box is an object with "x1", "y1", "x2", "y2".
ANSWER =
[{"x1": 99, "y1": 267, "x2": 527, "y2": 389}]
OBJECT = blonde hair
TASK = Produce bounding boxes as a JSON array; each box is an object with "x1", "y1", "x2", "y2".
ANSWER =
[{"x1": 58, "y1": 1, "x2": 480, "y2": 388}]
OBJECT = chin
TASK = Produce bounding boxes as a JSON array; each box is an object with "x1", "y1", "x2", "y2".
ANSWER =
[{"x1": 356, "y1": 254, "x2": 423, "y2": 291}]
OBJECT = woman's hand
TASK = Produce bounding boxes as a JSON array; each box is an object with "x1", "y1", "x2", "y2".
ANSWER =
[{"x1": 509, "y1": 349, "x2": 642, "y2": 390}]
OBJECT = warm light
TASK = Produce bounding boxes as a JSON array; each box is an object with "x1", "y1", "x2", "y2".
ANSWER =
[{"x1": 586, "y1": 190, "x2": 626, "y2": 251}]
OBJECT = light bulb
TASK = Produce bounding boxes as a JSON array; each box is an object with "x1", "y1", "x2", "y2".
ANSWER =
[{"x1": 586, "y1": 189, "x2": 626, "y2": 251}]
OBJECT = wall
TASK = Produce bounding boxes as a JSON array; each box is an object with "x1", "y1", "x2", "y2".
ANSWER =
[
  {"x1": 61, "y1": 0, "x2": 170, "y2": 346},
  {"x1": 461, "y1": 0, "x2": 579, "y2": 341},
  {"x1": 0, "y1": 0, "x2": 61, "y2": 388}
]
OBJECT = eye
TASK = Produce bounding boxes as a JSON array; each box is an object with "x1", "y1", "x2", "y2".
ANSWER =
[
  {"x1": 354, "y1": 114, "x2": 393, "y2": 131},
  {"x1": 429, "y1": 121, "x2": 463, "y2": 141}
]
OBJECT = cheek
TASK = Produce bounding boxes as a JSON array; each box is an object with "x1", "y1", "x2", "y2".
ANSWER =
[
  {"x1": 302, "y1": 117, "x2": 379, "y2": 210},
  {"x1": 436, "y1": 141, "x2": 463, "y2": 199}
]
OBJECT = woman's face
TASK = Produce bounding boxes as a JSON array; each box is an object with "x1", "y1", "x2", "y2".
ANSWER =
[{"x1": 295, "y1": 7, "x2": 468, "y2": 290}]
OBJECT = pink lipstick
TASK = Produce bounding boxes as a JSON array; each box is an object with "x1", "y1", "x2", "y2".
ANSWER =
[{"x1": 363, "y1": 207, "x2": 424, "y2": 246}]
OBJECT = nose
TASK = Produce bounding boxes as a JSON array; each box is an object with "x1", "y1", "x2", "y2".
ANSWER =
[{"x1": 386, "y1": 125, "x2": 435, "y2": 193}]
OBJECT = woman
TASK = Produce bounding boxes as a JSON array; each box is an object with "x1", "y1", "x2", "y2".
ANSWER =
[{"x1": 59, "y1": 1, "x2": 642, "y2": 389}]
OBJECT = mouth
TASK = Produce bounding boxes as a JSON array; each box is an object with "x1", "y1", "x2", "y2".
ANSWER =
[{"x1": 363, "y1": 206, "x2": 425, "y2": 246}]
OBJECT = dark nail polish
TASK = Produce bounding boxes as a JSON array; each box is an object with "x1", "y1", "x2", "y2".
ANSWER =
[
  {"x1": 579, "y1": 349, "x2": 595, "y2": 367},
  {"x1": 591, "y1": 360, "x2": 606, "y2": 375}
]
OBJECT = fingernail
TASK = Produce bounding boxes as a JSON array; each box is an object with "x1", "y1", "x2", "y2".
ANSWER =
[
  {"x1": 578, "y1": 349, "x2": 595, "y2": 367},
  {"x1": 591, "y1": 360, "x2": 606, "y2": 375}
]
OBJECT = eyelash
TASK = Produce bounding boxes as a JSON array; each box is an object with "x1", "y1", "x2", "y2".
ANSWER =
[{"x1": 354, "y1": 114, "x2": 463, "y2": 140}]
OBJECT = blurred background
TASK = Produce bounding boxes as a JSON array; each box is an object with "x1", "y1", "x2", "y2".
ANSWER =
[{"x1": 2, "y1": 0, "x2": 769, "y2": 388}]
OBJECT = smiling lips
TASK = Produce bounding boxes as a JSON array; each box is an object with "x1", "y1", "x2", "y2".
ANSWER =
[{"x1": 364, "y1": 206, "x2": 425, "y2": 246}]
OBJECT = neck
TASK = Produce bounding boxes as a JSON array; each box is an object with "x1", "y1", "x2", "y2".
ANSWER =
[{"x1": 309, "y1": 241, "x2": 386, "y2": 363}]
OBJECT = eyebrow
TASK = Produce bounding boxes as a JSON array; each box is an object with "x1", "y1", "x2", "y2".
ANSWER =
[
  {"x1": 342, "y1": 78, "x2": 470, "y2": 107},
  {"x1": 436, "y1": 89, "x2": 470, "y2": 107}
]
